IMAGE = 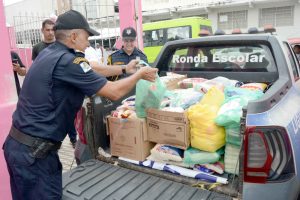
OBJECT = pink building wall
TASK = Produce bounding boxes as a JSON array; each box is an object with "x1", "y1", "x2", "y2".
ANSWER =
[{"x1": 0, "y1": 0, "x2": 17, "y2": 199}]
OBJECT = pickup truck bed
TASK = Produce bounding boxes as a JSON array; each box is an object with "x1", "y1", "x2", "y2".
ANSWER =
[{"x1": 62, "y1": 159, "x2": 233, "y2": 200}]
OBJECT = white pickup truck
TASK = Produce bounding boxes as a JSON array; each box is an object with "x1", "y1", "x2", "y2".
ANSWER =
[{"x1": 66, "y1": 32, "x2": 300, "y2": 200}]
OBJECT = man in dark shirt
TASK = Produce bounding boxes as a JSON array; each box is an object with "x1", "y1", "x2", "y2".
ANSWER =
[
  {"x1": 3, "y1": 10, "x2": 157, "y2": 200},
  {"x1": 10, "y1": 51, "x2": 26, "y2": 96},
  {"x1": 31, "y1": 19, "x2": 55, "y2": 61}
]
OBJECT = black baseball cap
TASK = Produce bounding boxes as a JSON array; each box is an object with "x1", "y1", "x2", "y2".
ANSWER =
[
  {"x1": 122, "y1": 27, "x2": 136, "y2": 39},
  {"x1": 54, "y1": 10, "x2": 99, "y2": 36}
]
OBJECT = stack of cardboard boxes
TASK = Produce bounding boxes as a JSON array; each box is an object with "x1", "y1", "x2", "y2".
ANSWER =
[{"x1": 106, "y1": 74, "x2": 189, "y2": 161}]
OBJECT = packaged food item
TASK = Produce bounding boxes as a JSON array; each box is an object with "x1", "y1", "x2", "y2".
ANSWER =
[
  {"x1": 150, "y1": 144, "x2": 184, "y2": 162},
  {"x1": 240, "y1": 82, "x2": 268, "y2": 91}
]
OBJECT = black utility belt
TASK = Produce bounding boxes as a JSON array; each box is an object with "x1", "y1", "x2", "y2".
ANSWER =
[{"x1": 9, "y1": 126, "x2": 61, "y2": 159}]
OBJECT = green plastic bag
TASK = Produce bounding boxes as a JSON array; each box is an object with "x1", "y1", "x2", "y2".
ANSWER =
[
  {"x1": 135, "y1": 75, "x2": 166, "y2": 118},
  {"x1": 215, "y1": 96, "x2": 248, "y2": 126},
  {"x1": 225, "y1": 124, "x2": 241, "y2": 146},
  {"x1": 183, "y1": 147, "x2": 224, "y2": 165}
]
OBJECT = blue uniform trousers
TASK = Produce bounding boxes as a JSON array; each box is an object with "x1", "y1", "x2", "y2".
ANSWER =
[{"x1": 3, "y1": 136, "x2": 62, "y2": 200}]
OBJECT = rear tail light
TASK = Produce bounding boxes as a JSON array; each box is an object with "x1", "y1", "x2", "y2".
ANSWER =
[{"x1": 244, "y1": 126, "x2": 292, "y2": 183}]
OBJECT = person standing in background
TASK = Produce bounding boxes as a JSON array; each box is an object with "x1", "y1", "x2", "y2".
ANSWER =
[
  {"x1": 107, "y1": 26, "x2": 148, "y2": 81},
  {"x1": 11, "y1": 51, "x2": 26, "y2": 96},
  {"x1": 32, "y1": 19, "x2": 55, "y2": 61},
  {"x1": 95, "y1": 43, "x2": 104, "y2": 62}
]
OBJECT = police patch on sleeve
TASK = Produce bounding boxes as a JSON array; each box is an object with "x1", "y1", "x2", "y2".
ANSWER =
[
  {"x1": 73, "y1": 57, "x2": 92, "y2": 73},
  {"x1": 80, "y1": 62, "x2": 92, "y2": 73}
]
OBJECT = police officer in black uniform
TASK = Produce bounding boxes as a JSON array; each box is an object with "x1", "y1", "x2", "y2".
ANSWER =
[
  {"x1": 107, "y1": 26, "x2": 148, "y2": 81},
  {"x1": 3, "y1": 10, "x2": 157, "y2": 200}
]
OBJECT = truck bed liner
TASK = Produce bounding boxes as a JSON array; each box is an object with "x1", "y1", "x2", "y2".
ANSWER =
[{"x1": 62, "y1": 159, "x2": 232, "y2": 200}]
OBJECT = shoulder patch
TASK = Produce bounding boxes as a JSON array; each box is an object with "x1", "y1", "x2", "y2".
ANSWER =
[
  {"x1": 73, "y1": 57, "x2": 89, "y2": 65},
  {"x1": 80, "y1": 62, "x2": 92, "y2": 73}
]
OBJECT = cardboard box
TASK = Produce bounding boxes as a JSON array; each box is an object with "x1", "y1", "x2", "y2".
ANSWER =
[
  {"x1": 107, "y1": 117, "x2": 155, "y2": 161},
  {"x1": 146, "y1": 108, "x2": 190, "y2": 149}
]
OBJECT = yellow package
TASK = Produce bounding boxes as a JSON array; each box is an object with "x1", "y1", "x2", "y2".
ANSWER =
[{"x1": 188, "y1": 87, "x2": 225, "y2": 152}]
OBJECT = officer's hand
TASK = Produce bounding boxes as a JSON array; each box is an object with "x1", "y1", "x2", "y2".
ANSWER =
[
  {"x1": 137, "y1": 66, "x2": 158, "y2": 82},
  {"x1": 125, "y1": 59, "x2": 140, "y2": 74}
]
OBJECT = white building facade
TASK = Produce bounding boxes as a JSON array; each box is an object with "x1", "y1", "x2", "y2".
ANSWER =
[
  {"x1": 142, "y1": 0, "x2": 300, "y2": 39},
  {"x1": 4, "y1": 0, "x2": 300, "y2": 45}
]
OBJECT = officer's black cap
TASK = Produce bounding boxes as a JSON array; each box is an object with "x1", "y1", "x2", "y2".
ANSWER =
[
  {"x1": 122, "y1": 27, "x2": 136, "y2": 39},
  {"x1": 54, "y1": 10, "x2": 99, "y2": 36}
]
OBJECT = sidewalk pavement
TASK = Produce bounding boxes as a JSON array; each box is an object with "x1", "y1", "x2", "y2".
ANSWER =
[{"x1": 58, "y1": 138, "x2": 77, "y2": 173}]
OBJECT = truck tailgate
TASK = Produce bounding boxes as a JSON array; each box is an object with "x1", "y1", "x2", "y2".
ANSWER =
[{"x1": 62, "y1": 159, "x2": 232, "y2": 200}]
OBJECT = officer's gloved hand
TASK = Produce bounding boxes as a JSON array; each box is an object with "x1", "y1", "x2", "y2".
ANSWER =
[
  {"x1": 125, "y1": 59, "x2": 140, "y2": 74},
  {"x1": 137, "y1": 66, "x2": 158, "y2": 82}
]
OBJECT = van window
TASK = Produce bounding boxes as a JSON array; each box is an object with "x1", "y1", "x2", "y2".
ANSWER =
[
  {"x1": 143, "y1": 30, "x2": 164, "y2": 47},
  {"x1": 166, "y1": 26, "x2": 191, "y2": 42},
  {"x1": 200, "y1": 25, "x2": 212, "y2": 34},
  {"x1": 168, "y1": 44, "x2": 276, "y2": 72}
]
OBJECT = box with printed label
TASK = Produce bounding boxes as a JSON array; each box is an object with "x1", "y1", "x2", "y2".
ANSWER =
[
  {"x1": 146, "y1": 108, "x2": 190, "y2": 149},
  {"x1": 107, "y1": 117, "x2": 155, "y2": 161}
]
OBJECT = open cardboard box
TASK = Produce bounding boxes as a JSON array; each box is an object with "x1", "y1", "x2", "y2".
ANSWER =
[{"x1": 106, "y1": 116, "x2": 155, "y2": 161}]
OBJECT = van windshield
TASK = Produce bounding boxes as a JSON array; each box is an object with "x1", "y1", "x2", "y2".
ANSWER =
[{"x1": 168, "y1": 44, "x2": 276, "y2": 72}]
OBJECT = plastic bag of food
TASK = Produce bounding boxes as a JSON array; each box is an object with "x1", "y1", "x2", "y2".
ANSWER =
[
  {"x1": 225, "y1": 124, "x2": 241, "y2": 146},
  {"x1": 135, "y1": 75, "x2": 166, "y2": 118},
  {"x1": 183, "y1": 147, "x2": 223, "y2": 165},
  {"x1": 240, "y1": 82, "x2": 268, "y2": 91},
  {"x1": 194, "y1": 76, "x2": 239, "y2": 93},
  {"x1": 224, "y1": 86, "x2": 264, "y2": 100},
  {"x1": 170, "y1": 88, "x2": 204, "y2": 109},
  {"x1": 215, "y1": 96, "x2": 248, "y2": 126},
  {"x1": 188, "y1": 87, "x2": 225, "y2": 152},
  {"x1": 150, "y1": 144, "x2": 184, "y2": 162},
  {"x1": 224, "y1": 144, "x2": 240, "y2": 175},
  {"x1": 178, "y1": 78, "x2": 207, "y2": 89}
]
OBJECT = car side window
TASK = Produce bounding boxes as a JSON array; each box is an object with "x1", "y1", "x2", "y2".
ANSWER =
[{"x1": 283, "y1": 42, "x2": 300, "y2": 81}]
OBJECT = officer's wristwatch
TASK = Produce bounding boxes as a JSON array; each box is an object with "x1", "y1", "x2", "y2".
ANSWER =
[{"x1": 121, "y1": 65, "x2": 127, "y2": 75}]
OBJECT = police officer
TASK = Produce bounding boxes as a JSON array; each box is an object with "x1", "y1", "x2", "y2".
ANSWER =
[
  {"x1": 3, "y1": 10, "x2": 157, "y2": 200},
  {"x1": 107, "y1": 26, "x2": 148, "y2": 81}
]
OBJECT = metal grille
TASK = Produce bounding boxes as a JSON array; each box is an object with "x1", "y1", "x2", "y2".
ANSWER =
[
  {"x1": 259, "y1": 6, "x2": 294, "y2": 27},
  {"x1": 218, "y1": 10, "x2": 248, "y2": 30},
  {"x1": 71, "y1": 0, "x2": 120, "y2": 49},
  {"x1": 12, "y1": 14, "x2": 47, "y2": 47}
]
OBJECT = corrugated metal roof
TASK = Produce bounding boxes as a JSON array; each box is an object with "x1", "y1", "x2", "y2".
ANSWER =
[{"x1": 62, "y1": 159, "x2": 232, "y2": 200}]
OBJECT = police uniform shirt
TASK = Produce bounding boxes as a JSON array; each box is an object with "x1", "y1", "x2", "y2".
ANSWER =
[
  {"x1": 107, "y1": 47, "x2": 148, "y2": 80},
  {"x1": 13, "y1": 41, "x2": 107, "y2": 142},
  {"x1": 108, "y1": 47, "x2": 148, "y2": 66}
]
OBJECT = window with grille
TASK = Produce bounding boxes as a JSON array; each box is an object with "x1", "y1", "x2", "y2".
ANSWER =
[
  {"x1": 218, "y1": 10, "x2": 248, "y2": 30},
  {"x1": 259, "y1": 6, "x2": 294, "y2": 27}
]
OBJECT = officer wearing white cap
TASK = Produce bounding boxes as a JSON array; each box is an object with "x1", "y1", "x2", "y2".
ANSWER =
[
  {"x1": 108, "y1": 26, "x2": 148, "y2": 81},
  {"x1": 3, "y1": 10, "x2": 157, "y2": 200}
]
